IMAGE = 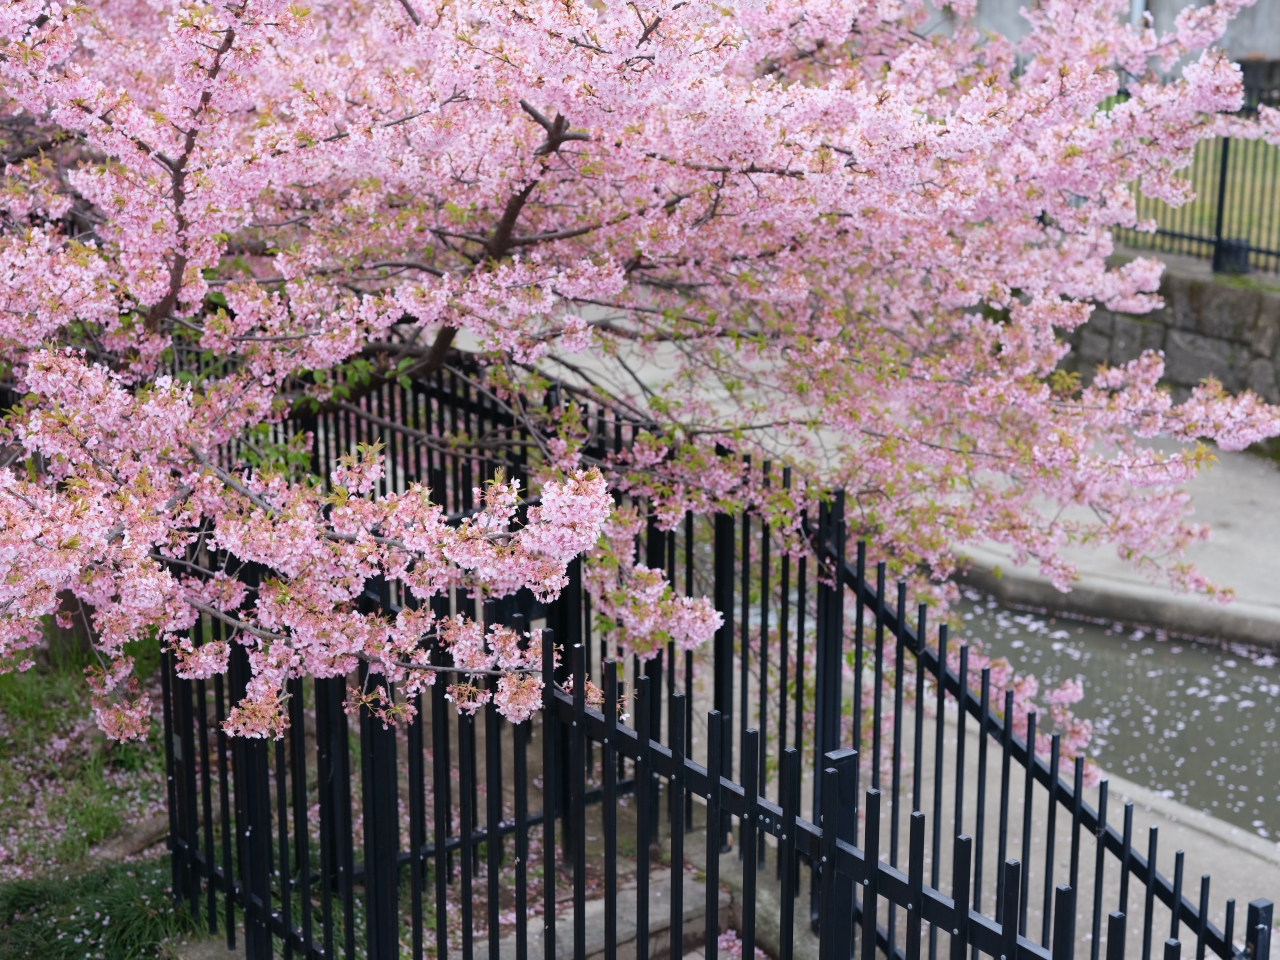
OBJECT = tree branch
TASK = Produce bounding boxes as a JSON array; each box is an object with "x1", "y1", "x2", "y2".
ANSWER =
[
  {"x1": 519, "y1": 100, "x2": 591, "y2": 156},
  {"x1": 308, "y1": 324, "x2": 457, "y2": 416},
  {"x1": 487, "y1": 181, "x2": 538, "y2": 259},
  {"x1": 394, "y1": 0, "x2": 422, "y2": 25}
]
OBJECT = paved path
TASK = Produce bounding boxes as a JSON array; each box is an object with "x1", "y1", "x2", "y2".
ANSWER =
[{"x1": 961, "y1": 443, "x2": 1280, "y2": 648}]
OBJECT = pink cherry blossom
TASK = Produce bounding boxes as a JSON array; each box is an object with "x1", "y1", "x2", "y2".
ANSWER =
[{"x1": 0, "y1": 0, "x2": 1272, "y2": 744}]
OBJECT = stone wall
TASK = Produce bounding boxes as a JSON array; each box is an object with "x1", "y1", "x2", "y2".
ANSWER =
[{"x1": 1063, "y1": 270, "x2": 1280, "y2": 403}]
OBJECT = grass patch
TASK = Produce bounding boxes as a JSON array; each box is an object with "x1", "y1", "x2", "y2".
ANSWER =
[
  {"x1": 0, "y1": 617, "x2": 166, "y2": 876},
  {"x1": 0, "y1": 859, "x2": 197, "y2": 960}
]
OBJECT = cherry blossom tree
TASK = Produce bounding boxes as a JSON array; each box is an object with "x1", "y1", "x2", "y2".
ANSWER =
[{"x1": 0, "y1": 0, "x2": 1275, "y2": 740}]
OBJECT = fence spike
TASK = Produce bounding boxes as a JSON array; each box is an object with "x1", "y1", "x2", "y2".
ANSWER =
[
  {"x1": 1195, "y1": 877, "x2": 1210, "y2": 960},
  {"x1": 1247, "y1": 901, "x2": 1274, "y2": 960},
  {"x1": 540, "y1": 628, "x2": 557, "y2": 960},
  {"x1": 1053, "y1": 886, "x2": 1077, "y2": 960},
  {"x1": 1001, "y1": 860, "x2": 1021, "y2": 960},
  {"x1": 743, "y1": 728, "x2": 760, "y2": 960},
  {"x1": 604, "y1": 660, "x2": 619, "y2": 960},
  {"x1": 637, "y1": 674, "x2": 652, "y2": 960},
  {"x1": 819, "y1": 767, "x2": 840, "y2": 960},
  {"x1": 572, "y1": 643, "x2": 588, "y2": 960},
  {"x1": 670, "y1": 693, "x2": 686, "y2": 960},
  {"x1": 1108, "y1": 913, "x2": 1128, "y2": 960},
  {"x1": 1020, "y1": 710, "x2": 1036, "y2": 938},
  {"x1": 706, "y1": 710, "x2": 724, "y2": 960},
  {"x1": 1091, "y1": 780, "x2": 1110, "y2": 960},
  {"x1": 1143, "y1": 825, "x2": 1160, "y2": 960},
  {"x1": 860, "y1": 789, "x2": 882, "y2": 960},
  {"x1": 951, "y1": 835, "x2": 973, "y2": 960},
  {"x1": 1043, "y1": 734, "x2": 1060, "y2": 946},
  {"x1": 1172, "y1": 850, "x2": 1185, "y2": 940},
  {"x1": 779, "y1": 747, "x2": 801, "y2": 960},
  {"x1": 828, "y1": 749, "x2": 857, "y2": 960}
]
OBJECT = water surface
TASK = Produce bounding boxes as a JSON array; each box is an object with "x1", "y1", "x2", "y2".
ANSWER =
[{"x1": 957, "y1": 590, "x2": 1280, "y2": 843}]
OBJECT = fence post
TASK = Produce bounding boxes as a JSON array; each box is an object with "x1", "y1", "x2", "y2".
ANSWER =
[
  {"x1": 1209, "y1": 137, "x2": 1250, "y2": 273},
  {"x1": 358, "y1": 578, "x2": 400, "y2": 960},
  {"x1": 1107, "y1": 912, "x2": 1127, "y2": 960},
  {"x1": 542, "y1": 627, "x2": 558, "y2": 960},
  {"x1": 359, "y1": 658, "x2": 401, "y2": 960},
  {"x1": 316, "y1": 673, "x2": 356, "y2": 960},
  {"x1": 705, "y1": 710, "x2": 724, "y2": 960},
  {"x1": 861, "y1": 789, "x2": 882, "y2": 960},
  {"x1": 818, "y1": 767, "x2": 840, "y2": 960},
  {"x1": 810, "y1": 489, "x2": 846, "y2": 928},
  {"x1": 229, "y1": 640, "x2": 272, "y2": 960},
  {"x1": 159, "y1": 648, "x2": 179, "y2": 896},
  {"x1": 175, "y1": 658, "x2": 201, "y2": 924},
  {"x1": 812, "y1": 491, "x2": 846, "y2": 828},
  {"x1": 1053, "y1": 886, "x2": 1077, "y2": 960},
  {"x1": 826, "y1": 748, "x2": 858, "y2": 958},
  {"x1": 779, "y1": 747, "x2": 801, "y2": 960},
  {"x1": 713, "y1": 508, "x2": 735, "y2": 848},
  {"x1": 165, "y1": 614, "x2": 204, "y2": 923},
  {"x1": 1247, "y1": 901, "x2": 1273, "y2": 960},
  {"x1": 645, "y1": 508, "x2": 665, "y2": 834},
  {"x1": 545, "y1": 557, "x2": 580, "y2": 858},
  {"x1": 1001, "y1": 860, "x2": 1021, "y2": 960}
]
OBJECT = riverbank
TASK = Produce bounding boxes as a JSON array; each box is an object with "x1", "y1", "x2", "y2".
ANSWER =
[
  {"x1": 696, "y1": 705, "x2": 1280, "y2": 960},
  {"x1": 957, "y1": 441, "x2": 1280, "y2": 650}
]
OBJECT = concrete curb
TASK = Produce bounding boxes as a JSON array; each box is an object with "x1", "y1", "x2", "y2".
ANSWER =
[
  {"x1": 956, "y1": 559, "x2": 1280, "y2": 651},
  {"x1": 1101, "y1": 771, "x2": 1280, "y2": 870}
]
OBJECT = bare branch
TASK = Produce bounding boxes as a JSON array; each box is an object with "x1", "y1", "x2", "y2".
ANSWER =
[
  {"x1": 518, "y1": 100, "x2": 591, "y2": 156},
  {"x1": 627, "y1": 3, "x2": 663, "y2": 45},
  {"x1": 508, "y1": 223, "x2": 599, "y2": 246},
  {"x1": 310, "y1": 323, "x2": 457, "y2": 416},
  {"x1": 487, "y1": 181, "x2": 538, "y2": 259},
  {"x1": 395, "y1": 0, "x2": 422, "y2": 25}
]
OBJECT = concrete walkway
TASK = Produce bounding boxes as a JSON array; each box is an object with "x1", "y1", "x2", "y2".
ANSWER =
[{"x1": 960, "y1": 443, "x2": 1280, "y2": 649}]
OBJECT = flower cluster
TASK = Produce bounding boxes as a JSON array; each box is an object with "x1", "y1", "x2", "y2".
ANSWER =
[
  {"x1": 952, "y1": 646, "x2": 1099, "y2": 785},
  {"x1": 0, "y1": 0, "x2": 1275, "y2": 740},
  {"x1": 0, "y1": 351, "x2": 611, "y2": 734},
  {"x1": 584, "y1": 507, "x2": 722, "y2": 663}
]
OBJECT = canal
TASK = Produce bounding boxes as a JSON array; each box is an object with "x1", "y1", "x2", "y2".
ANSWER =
[{"x1": 957, "y1": 588, "x2": 1280, "y2": 843}]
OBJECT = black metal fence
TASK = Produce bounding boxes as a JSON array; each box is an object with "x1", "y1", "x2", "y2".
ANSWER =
[
  {"x1": 160, "y1": 363, "x2": 1275, "y2": 960},
  {"x1": 1112, "y1": 86, "x2": 1280, "y2": 274}
]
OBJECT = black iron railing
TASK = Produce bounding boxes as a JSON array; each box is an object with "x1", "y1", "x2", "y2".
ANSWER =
[
  {"x1": 158, "y1": 363, "x2": 1274, "y2": 960},
  {"x1": 1112, "y1": 91, "x2": 1280, "y2": 275}
]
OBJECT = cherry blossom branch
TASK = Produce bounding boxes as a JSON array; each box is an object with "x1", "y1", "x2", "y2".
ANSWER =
[
  {"x1": 186, "y1": 599, "x2": 536, "y2": 676},
  {"x1": 394, "y1": 0, "x2": 422, "y2": 26},
  {"x1": 349, "y1": 650, "x2": 538, "y2": 676}
]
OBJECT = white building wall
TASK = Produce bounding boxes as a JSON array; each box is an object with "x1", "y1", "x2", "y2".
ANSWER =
[{"x1": 973, "y1": 0, "x2": 1280, "y2": 62}]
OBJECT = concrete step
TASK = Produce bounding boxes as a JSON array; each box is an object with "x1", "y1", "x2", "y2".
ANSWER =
[{"x1": 474, "y1": 867, "x2": 730, "y2": 960}]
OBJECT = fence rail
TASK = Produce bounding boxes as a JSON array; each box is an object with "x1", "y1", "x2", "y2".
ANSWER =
[
  {"x1": 158, "y1": 363, "x2": 1275, "y2": 960},
  {"x1": 1113, "y1": 111, "x2": 1280, "y2": 274}
]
